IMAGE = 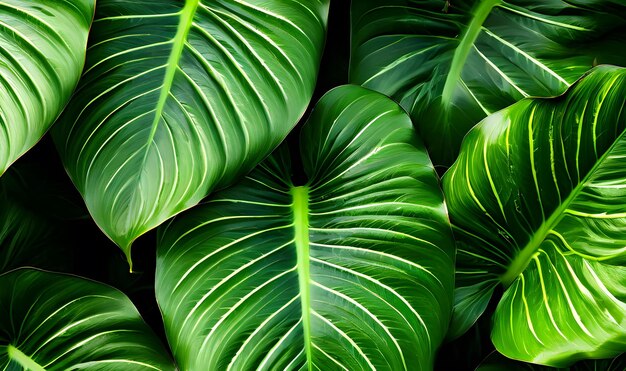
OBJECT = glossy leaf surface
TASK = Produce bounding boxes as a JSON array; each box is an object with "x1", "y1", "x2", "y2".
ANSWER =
[
  {"x1": 350, "y1": 0, "x2": 626, "y2": 165},
  {"x1": 0, "y1": 0, "x2": 94, "y2": 175},
  {"x1": 0, "y1": 269, "x2": 174, "y2": 370},
  {"x1": 157, "y1": 85, "x2": 455, "y2": 370},
  {"x1": 52, "y1": 0, "x2": 329, "y2": 264},
  {"x1": 444, "y1": 66, "x2": 626, "y2": 365}
]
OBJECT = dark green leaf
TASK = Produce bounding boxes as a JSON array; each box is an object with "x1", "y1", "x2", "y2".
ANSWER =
[
  {"x1": 51, "y1": 0, "x2": 329, "y2": 266},
  {"x1": 350, "y1": 0, "x2": 626, "y2": 165},
  {"x1": 0, "y1": 268, "x2": 175, "y2": 370},
  {"x1": 156, "y1": 85, "x2": 455, "y2": 370},
  {"x1": 0, "y1": 0, "x2": 94, "y2": 175}
]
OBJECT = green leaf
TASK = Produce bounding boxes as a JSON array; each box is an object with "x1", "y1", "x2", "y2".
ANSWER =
[
  {"x1": 443, "y1": 66, "x2": 626, "y2": 365},
  {"x1": 156, "y1": 85, "x2": 455, "y2": 370},
  {"x1": 51, "y1": 0, "x2": 329, "y2": 266},
  {"x1": 0, "y1": 268, "x2": 175, "y2": 370},
  {"x1": 477, "y1": 352, "x2": 626, "y2": 370},
  {"x1": 0, "y1": 0, "x2": 94, "y2": 175},
  {"x1": 350, "y1": 0, "x2": 626, "y2": 166}
]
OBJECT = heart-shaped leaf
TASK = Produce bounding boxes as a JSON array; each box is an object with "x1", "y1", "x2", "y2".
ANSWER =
[
  {"x1": 350, "y1": 0, "x2": 626, "y2": 166},
  {"x1": 156, "y1": 85, "x2": 455, "y2": 370},
  {"x1": 443, "y1": 66, "x2": 626, "y2": 365},
  {"x1": 0, "y1": 268, "x2": 175, "y2": 370},
  {"x1": 0, "y1": 0, "x2": 94, "y2": 175},
  {"x1": 51, "y1": 0, "x2": 329, "y2": 266}
]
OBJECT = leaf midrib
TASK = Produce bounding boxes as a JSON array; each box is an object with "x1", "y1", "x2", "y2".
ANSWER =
[
  {"x1": 441, "y1": 0, "x2": 501, "y2": 105},
  {"x1": 147, "y1": 0, "x2": 198, "y2": 143},
  {"x1": 7, "y1": 344, "x2": 45, "y2": 371},
  {"x1": 291, "y1": 186, "x2": 312, "y2": 370},
  {"x1": 122, "y1": 0, "x2": 199, "y2": 259}
]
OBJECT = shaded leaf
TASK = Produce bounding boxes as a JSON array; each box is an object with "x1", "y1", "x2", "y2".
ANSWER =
[
  {"x1": 350, "y1": 0, "x2": 626, "y2": 165},
  {"x1": 0, "y1": 268, "x2": 175, "y2": 370}
]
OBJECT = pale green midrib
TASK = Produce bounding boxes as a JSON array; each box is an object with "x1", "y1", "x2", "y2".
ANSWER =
[
  {"x1": 120, "y1": 0, "x2": 199, "y2": 260},
  {"x1": 291, "y1": 186, "x2": 312, "y2": 370},
  {"x1": 500, "y1": 126, "x2": 626, "y2": 287},
  {"x1": 441, "y1": 0, "x2": 501, "y2": 105},
  {"x1": 7, "y1": 345, "x2": 46, "y2": 371},
  {"x1": 148, "y1": 0, "x2": 198, "y2": 140}
]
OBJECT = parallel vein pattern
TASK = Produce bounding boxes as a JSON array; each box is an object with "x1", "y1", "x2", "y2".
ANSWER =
[
  {"x1": 350, "y1": 0, "x2": 626, "y2": 165},
  {"x1": 156, "y1": 86, "x2": 455, "y2": 370},
  {"x1": 443, "y1": 66, "x2": 626, "y2": 366},
  {"x1": 0, "y1": 0, "x2": 94, "y2": 175},
  {"x1": 51, "y1": 0, "x2": 329, "y2": 263},
  {"x1": 0, "y1": 269, "x2": 174, "y2": 370}
]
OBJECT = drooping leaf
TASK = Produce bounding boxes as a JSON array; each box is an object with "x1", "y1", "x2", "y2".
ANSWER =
[
  {"x1": 51, "y1": 0, "x2": 329, "y2": 265},
  {"x1": 443, "y1": 66, "x2": 626, "y2": 365},
  {"x1": 0, "y1": 268, "x2": 175, "y2": 370},
  {"x1": 477, "y1": 352, "x2": 626, "y2": 371},
  {"x1": 0, "y1": 0, "x2": 94, "y2": 175},
  {"x1": 156, "y1": 85, "x2": 455, "y2": 370},
  {"x1": 350, "y1": 0, "x2": 626, "y2": 166}
]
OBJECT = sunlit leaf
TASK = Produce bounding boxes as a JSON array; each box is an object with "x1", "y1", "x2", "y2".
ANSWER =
[{"x1": 444, "y1": 66, "x2": 626, "y2": 365}]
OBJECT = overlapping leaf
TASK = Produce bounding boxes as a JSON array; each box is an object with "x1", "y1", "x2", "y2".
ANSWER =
[
  {"x1": 444, "y1": 66, "x2": 626, "y2": 365},
  {"x1": 156, "y1": 85, "x2": 455, "y2": 370},
  {"x1": 0, "y1": 0, "x2": 94, "y2": 175},
  {"x1": 0, "y1": 269, "x2": 174, "y2": 370},
  {"x1": 52, "y1": 0, "x2": 329, "y2": 265},
  {"x1": 350, "y1": 0, "x2": 626, "y2": 165}
]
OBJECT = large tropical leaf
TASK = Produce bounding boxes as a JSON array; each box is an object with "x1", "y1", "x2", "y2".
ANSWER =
[
  {"x1": 443, "y1": 66, "x2": 626, "y2": 365},
  {"x1": 0, "y1": 0, "x2": 94, "y2": 175},
  {"x1": 51, "y1": 0, "x2": 329, "y2": 266},
  {"x1": 350, "y1": 0, "x2": 626, "y2": 166},
  {"x1": 156, "y1": 85, "x2": 455, "y2": 370},
  {"x1": 0, "y1": 268, "x2": 175, "y2": 370}
]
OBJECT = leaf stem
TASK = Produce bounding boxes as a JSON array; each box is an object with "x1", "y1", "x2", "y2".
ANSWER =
[
  {"x1": 442, "y1": 0, "x2": 501, "y2": 105},
  {"x1": 7, "y1": 344, "x2": 46, "y2": 371}
]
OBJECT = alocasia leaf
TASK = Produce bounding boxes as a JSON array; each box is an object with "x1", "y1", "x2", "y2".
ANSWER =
[
  {"x1": 0, "y1": 0, "x2": 94, "y2": 175},
  {"x1": 443, "y1": 66, "x2": 626, "y2": 365},
  {"x1": 51, "y1": 0, "x2": 329, "y2": 266},
  {"x1": 350, "y1": 0, "x2": 626, "y2": 166},
  {"x1": 156, "y1": 85, "x2": 455, "y2": 370},
  {"x1": 0, "y1": 268, "x2": 175, "y2": 370}
]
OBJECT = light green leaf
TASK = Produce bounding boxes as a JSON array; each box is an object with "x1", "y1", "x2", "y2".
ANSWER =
[
  {"x1": 0, "y1": 0, "x2": 94, "y2": 175},
  {"x1": 0, "y1": 268, "x2": 175, "y2": 370},
  {"x1": 350, "y1": 0, "x2": 626, "y2": 165},
  {"x1": 51, "y1": 0, "x2": 329, "y2": 266},
  {"x1": 156, "y1": 85, "x2": 455, "y2": 370},
  {"x1": 443, "y1": 66, "x2": 626, "y2": 365}
]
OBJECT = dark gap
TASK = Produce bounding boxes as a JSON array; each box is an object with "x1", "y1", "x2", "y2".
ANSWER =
[{"x1": 287, "y1": 0, "x2": 351, "y2": 186}]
